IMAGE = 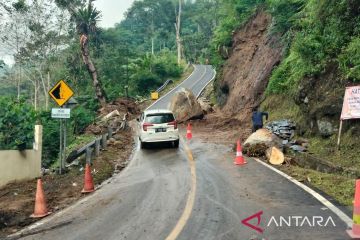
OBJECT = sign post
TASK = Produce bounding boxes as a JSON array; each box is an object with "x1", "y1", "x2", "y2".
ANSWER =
[
  {"x1": 49, "y1": 80, "x2": 74, "y2": 174},
  {"x1": 338, "y1": 86, "x2": 360, "y2": 149}
]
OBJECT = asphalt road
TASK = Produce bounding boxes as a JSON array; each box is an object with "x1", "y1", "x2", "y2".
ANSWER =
[
  {"x1": 147, "y1": 65, "x2": 215, "y2": 110},
  {"x1": 13, "y1": 65, "x2": 351, "y2": 240}
]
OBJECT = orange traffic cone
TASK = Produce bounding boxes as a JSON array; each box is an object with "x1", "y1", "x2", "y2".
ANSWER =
[
  {"x1": 234, "y1": 140, "x2": 247, "y2": 165},
  {"x1": 30, "y1": 179, "x2": 51, "y2": 218},
  {"x1": 347, "y1": 180, "x2": 360, "y2": 238},
  {"x1": 82, "y1": 164, "x2": 95, "y2": 193},
  {"x1": 186, "y1": 123, "x2": 192, "y2": 140}
]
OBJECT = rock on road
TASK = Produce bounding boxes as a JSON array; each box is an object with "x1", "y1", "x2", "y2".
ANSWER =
[{"x1": 13, "y1": 65, "x2": 350, "y2": 240}]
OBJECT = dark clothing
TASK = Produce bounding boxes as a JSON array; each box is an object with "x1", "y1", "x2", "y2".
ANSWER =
[
  {"x1": 253, "y1": 124, "x2": 263, "y2": 132},
  {"x1": 252, "y1": 111, "x2": 269, "y2": 131}
]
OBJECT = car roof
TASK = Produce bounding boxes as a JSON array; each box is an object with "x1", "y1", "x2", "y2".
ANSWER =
[{"x1": 143, "y1": 109, "x2": 174, "y2": 115}]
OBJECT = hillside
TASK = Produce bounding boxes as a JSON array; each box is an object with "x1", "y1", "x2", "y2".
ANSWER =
[{"x1": 209, "y1": 1, "x2": 360, "y2": 205}]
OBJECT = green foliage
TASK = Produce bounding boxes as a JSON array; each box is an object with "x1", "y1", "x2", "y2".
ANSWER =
[
  {"x1": 210, "y1": 0, "x2": 264, "y2": 67},
  {"x1": 267, "y1": 0, "x2": 360, "y2": 94},
  {"x1": 71, "y1": 105, "x2": 96, "y2": 134},
  {"x1": 0, "y1": 97, "x2": 36, "y2": 150},
  {"x1": 339, "y1": 37, "x2": 360, "y2": 81},
  {"x1": 37, "y1": 110, "x2": 60, "y2": 167},
  {"x1": 267, "y1": 0, "x2": 305, "y2": 34},
  {"x1": 129, "y1": 52, "x2": 182, "y2": 94}
]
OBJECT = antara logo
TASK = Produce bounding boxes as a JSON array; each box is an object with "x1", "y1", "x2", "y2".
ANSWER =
[
  {"x1": 267, "y1": 216, "x2": 336, "y2": 227},
  {"x1": 241, "y1": 211, "x2": 336, "y2": 233},
  {"x1": 241, "y1": 211, "x2": 264, "y2": 233}
]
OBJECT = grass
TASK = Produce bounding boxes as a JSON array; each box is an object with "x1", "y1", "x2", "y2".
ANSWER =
[
  {"x1": 261, "y1": 93, "x2": 358, "y2": 208},
  {"x1": 308, "y1": 131, "x2": 360, "y2": 169},
  {"x1": 279, "y1": 165, "x2": 355, "y2": 207},
  {"x1": 261, "y1": 94, "x2": 303, "y2": 122},
  {"x1": 50, "y1": 134, "x2": 96, "y2": 169}
]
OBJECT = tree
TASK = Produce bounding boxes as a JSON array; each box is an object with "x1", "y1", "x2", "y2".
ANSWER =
[
  {"x1": 55, "y1": 0, "x2": 107, "y2": 107},
  {"x1": 175, "y1": 0, "x2": 182, "y2": 64},
  {"x1": 74, "y1": 1, "x2": 107, "y2": 107}
]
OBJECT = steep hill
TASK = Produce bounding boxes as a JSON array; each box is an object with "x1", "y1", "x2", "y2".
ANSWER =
[{"x1": 216, "y1": 10, "x2": 282, "y2": 127}]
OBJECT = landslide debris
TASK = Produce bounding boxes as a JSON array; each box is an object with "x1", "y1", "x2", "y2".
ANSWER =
[
  {"x1": 216, "y1": 10, "x2": 283, "y2": 127},
  {"x1": 169, "y1": 88, "x2": 204, "y2": 122}
]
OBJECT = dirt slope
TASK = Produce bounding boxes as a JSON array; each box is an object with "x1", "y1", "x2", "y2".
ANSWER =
[{"x1": 217, "y1": 10, "x2": 283, "y2": 127}]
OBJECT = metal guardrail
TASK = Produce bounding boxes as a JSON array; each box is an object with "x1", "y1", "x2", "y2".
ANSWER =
[
  {"x1": 156, "y1": 79, "x2": 173, "y2": 93},
  {"x1": 66, "y1": 127, "x2": 114, "y2": 164},
  {"x1": 66, "y1": 113, "x2": 128, "y2": 164}
]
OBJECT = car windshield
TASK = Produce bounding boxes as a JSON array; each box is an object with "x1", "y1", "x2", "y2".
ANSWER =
[{"x1": 145, "y1": 113, "x2": 175, "y2": 124}]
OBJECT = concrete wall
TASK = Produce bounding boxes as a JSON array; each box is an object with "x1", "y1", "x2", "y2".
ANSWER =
[{"x1": 0, "y1": 125, "x2": 42, "y2": 187}]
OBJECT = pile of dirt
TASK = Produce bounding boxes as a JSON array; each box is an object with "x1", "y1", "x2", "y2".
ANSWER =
[
  {"x1": 0, "y1": 129, "x2": 134, "y2": 237},
  {"x1": 216, "y1": 10, "x2": 283, "y2": 126},
  {"x1": 86, "y1": 97, "x2": 140, "y2": 135},
  {"x1": 99, "y1": 98, "x2": 140, "y2": 118},
  {"x1": 186, "y1": 112, "x2": 252, "y2": 144}
]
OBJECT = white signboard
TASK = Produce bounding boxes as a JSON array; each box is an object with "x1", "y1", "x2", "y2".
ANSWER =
[
  {"x1": 340, "y1": 86, "x2": 360, "y2": 120},
  {"x1": 51, "y1": 108, "x2": 71, "y2": 119}
]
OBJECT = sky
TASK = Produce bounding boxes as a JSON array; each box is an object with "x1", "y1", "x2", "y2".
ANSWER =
[
  {"x1": 94, "y1": 0, "x2": 135, "y2": 28},
  {"x1": 0, "y1": 0, "x2": 135, "y2": 65}
]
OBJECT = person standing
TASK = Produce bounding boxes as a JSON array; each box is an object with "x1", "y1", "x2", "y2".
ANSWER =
[{"x1": 252, "y1": 107, "x2": 269, "y2": 132}]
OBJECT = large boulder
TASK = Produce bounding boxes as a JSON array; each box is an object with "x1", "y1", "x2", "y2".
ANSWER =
[
  {"x1": 244, "y1": 128, "x2": 282, "y2": 148},
  {"x1": 198, "y1": 97, "x2": 213, "y2": 113},
  {"x1": 243, "y1": 129, "x2": 282, "y2": 157},
  {"x1": 169, "y1": 88, "x2": 204, "y2": 122},
  {"x1": 317, "y1": 119, "x2": 334, "y2": 138}
]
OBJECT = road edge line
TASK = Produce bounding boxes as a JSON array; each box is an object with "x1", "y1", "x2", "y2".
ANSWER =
[
  {"x1": 146, "y1": 65, "x2": 198, "y2": 110},
  {"x1": 253, "y1": 158, "x2": 353, "y2": 228},
  {"x1": 165, "y1": 137, "x2": 197, "y2": 240},
  {"x1": 196, "y1": 66, "x2": 216, "y2": 98}
]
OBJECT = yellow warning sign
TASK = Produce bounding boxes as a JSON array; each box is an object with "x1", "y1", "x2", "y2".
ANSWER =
[
  {"x1": 151, "y1": 92, "x2": 159, "y2": 100},
  {"x1": 48, "y1": 80, "x2": 74, "y2": 107}
]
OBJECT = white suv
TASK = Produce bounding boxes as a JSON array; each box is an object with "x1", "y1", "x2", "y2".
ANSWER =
[{"x1": 137, "y1": 109, "x2": 179, "y2": 148}]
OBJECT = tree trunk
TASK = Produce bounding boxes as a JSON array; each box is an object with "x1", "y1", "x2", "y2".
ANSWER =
[
  {"x1": 34, "y1": 80, "x2": 38, "y2": 111},
  {"x1": 46, "y1": 71, "x2": 50, "y2": 110},
  {"x1": 175, "y1": 0, "x2": 182, "y2": 65},
  {"x1": 80, "y1": 34, "x2": 107, "y2": 107},
  {"x1": 17, "y1": 68, "x2": 20, "y2": 101},
  {"x1": 151, "y1": 37, "x2": 154, "y2": 55}
]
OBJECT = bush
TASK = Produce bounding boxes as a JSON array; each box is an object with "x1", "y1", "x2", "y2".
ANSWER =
[
  {"x1": 0, "y1": 97, "x2": 36, "y2": 150},
  {"x1": 71, "y1": 106, "x2": 96, "y2": 134},
  {"x1": 37, "y1": 110, "x2": 60, "y2": 167},
  {"x1": 339, "y1": 37, "x2": 360, "y2": 82}
]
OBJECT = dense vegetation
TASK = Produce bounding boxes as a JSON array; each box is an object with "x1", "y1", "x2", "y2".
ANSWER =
[
  {"x1": 267, "y1": 0, "x2": 360, "y2": 94},
  {"x1": 0, "y1": 0, "x2": 226, "y2": 166}
]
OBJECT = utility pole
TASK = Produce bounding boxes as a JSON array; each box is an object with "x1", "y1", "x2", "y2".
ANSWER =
[
  {"x1": 175, "y1": 0, "x2": 182, "y2": 65},
  {"x1": 125, "y1": 47, "x2": 129, "y2": 99}
]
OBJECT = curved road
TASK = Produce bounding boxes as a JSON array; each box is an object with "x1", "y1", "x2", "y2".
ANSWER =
[{"x1": 14, "y1": 65, "x2": 350, "y2": 240}]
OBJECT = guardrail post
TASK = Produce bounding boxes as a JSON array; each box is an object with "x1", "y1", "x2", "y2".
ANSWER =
[
  {"x1": 101, "y1": 134, "x2": 107, "y2": 149},
  {"x1": 107, "y1": 127, "x2": 113, "y2": 139},
  {"x1": 95, "y1": 139, "x2": 101, "y2": 157},
  {"x1": 86, "y1": 147, "x2": 93, "y2": 165}
]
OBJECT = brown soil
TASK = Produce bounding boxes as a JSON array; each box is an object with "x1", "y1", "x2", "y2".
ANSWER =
[
  {"x1": 99, "y1": 98, "x2": 140, "y2": 118},
  {"x1": 86, "y1": 97, "x2": 140, "y2": 135},
  {"x1": 217, "y1": 10, "x2": 283, "y2": 126},
  {"x1": 187, "y1": 111, "x2": 252, "y2": 145},
  {"x1": 0, "y1": 129, "x2": 134, "y2": 238}
]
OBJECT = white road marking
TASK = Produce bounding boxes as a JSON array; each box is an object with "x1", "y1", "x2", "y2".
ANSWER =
[
  {"x1": 196, "y1": 67, "x2": 216, "y2": 98},
  {"x1": 146, "y1": 65, "x2": 199, "y2": 110},
  {"x1": 253, "y1": 158, "x2": 353, "y2": 228}
]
